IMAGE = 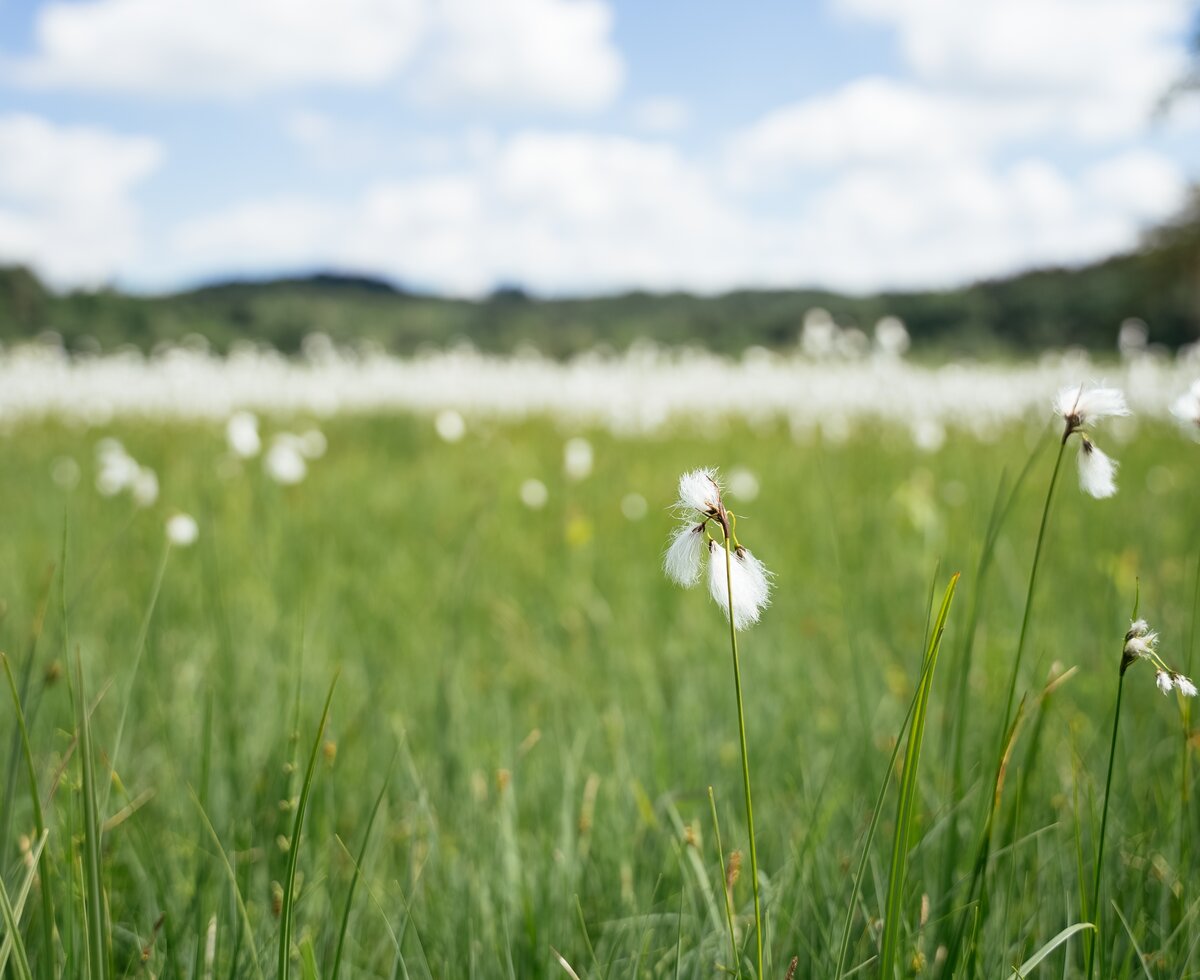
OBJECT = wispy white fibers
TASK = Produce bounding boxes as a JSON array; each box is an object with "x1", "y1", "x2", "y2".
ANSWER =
[
  {"x1": 706, "y1": 543, "x2": 772, "y2": 631},
  {"x1": 1122, "y1": 619, "x2": 1197, "y2": 697},
  {"x1": 1077, "y1": 439, "x2": 1117, "y2": 499},
  {"x1": 1056, "y1": 383, "x2": 1130, "y2": 498},
  {"x1": 1054, "y1": 384, "x2": 1131, "y2": 431},
  {"x1": 676, "y1": 468, "x2": 721, "y2": 514},
  {"x1": 664, "y1": 522, "x2": 705, "y2": 586}
]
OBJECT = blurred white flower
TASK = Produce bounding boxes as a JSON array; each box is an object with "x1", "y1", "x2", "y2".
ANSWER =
[
  {"x1": 1157, "y1": 670, "x2": 1174, "y2": 695},
  {"x1": 728, "y1": 467, "x2": 760, "y2": 501},
  {"x1": 1180, "y1": 676, "x2": 1199, "y2": 698},
  {"x1": 95, "y1": 439, "x2": 138, "y2": 497},
  {"x1": 520, "y1": 478, "x2": 548, "y2": 509},
  {"x1": 564, "y1": 437, "x2": 594, "y2": 481},
  {"x1": 1171, "y1": 380, "x2": 1200, "y2": 431},
  {"x1": 664, "y1": 522, "x2": 705, "y2": 586},
  {"x1": 676, "y1": 467, "x2": 721, "y2": 515},
  {"x1": 265, "y1": 436, "x2": 307, "y2": 485},
  {"x1": 912, "y1": 419, "x2": 946, "y2": 454},
  {"x1": 435, "y1": 409, "x2": 466, "y2": 443},
  {"x1": 166, "y1": 513, "x2": 198, "y2": 547},
  {"x1": 1117, "y1": 318, "x2": 1148, "y2": 358},
  {"x1": 226, "y1": 411, "x2": 261, "y2": 458},
  {"x1": 1077, "y1": 438, "x2": 1117, "y2": 499},
  {"x1": 299, "y1": 428, "x2": 327, "y2": 459},
  {"x1": 706, "y1": 543, "x2": 772, "y2": 631},
  {"x1": 131, "y1": 466, "x2": 159, "y2": 508},
  {"x1": 874, "y1": 316, "x2": 910, "y2": 358},
  {"x1": 621, "y1": 492, "x2": 647, "y2": 521}
]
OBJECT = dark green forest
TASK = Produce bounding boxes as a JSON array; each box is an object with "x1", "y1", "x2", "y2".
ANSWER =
[{"x1": 2, "y1": 196, "x2": 1197, "y2": 358}]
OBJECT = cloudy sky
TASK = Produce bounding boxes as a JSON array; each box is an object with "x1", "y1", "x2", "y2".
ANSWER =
[{"x1": 0, "y1": 0, "x2": 1196, "y2": 296}]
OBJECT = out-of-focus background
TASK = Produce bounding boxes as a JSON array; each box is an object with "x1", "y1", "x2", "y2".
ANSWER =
[{"x1": 0, "y1": 0, "x2": 1197, "y2": 357}]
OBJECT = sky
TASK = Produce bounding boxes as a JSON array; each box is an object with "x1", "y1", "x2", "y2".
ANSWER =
[{"x1": 0, "y1": 0, "x2": 1197, "y2": 297}]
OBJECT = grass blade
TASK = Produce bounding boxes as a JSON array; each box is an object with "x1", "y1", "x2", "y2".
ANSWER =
[
  {"x1": 278, "y1": 672, "x2": 339, "y2": 980},
  {"x1": 878, "y1": 572, "x2": 959, "y2": 979},
  {"x1": 329, "y1": 764, "x2": 392, "y2": 980},
  {"x1": 0, "y1": 830, "x2": 48, "y2": 978},
  {"x1": 1011, "y1": 922, "x2": 1094, "y2": 977}
]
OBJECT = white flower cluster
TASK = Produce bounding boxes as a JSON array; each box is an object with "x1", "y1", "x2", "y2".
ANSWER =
[
  {"x1": 664, "y1": 468, "x2": 772, "y2": 631},
  {"x1": 1122, "y1": 619, "x2": 1197, "y2": 697},
  {"x1": 1172, "y1": 379, "x2": 1200, "y2": 433},
  {"x1": 224, "y1": 410, "x2": 326, "y2": 486},
  {"x1": 1053, "y1": 384, "x2": 1130, "y2": 499},
  {"x1": 95, "y1": 438, "x2": 159, "y2": 507}
]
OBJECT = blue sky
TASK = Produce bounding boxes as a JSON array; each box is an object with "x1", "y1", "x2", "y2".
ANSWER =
[{"x1": 0, "y1": 0, "x2": 1196, "y2": 296}]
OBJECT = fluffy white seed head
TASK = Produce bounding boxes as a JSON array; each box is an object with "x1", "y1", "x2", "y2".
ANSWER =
[
  {"x1": 663, "y1": 523, "x2": 705, "y2": 587},
  {"x1": 1124, "y1": 633, "x2": 1158, "y2": 661},
  {"x1": 1128, "y1": 619, "x2": 1151, "y2": 639},
  {"x1": 1178, "y1": 676, "x2": 1199, "y2": 698},
  {"x1": 131, "y1": 467, "x2": 159, "y2": 508},
  {"x1": 226, "y1": 411, "x2": 261, "y2": 458},
  {"x1": 166, "y1": 512, "x2": 199, "y2": 547},
  {"x1": 435, "y1": 409, "x2": 466, "y2": 443},
  {"x1": 706, "y1": 542, "x2": 771, "y2": 631},
  {"x1": 1171, "y1": 380, "x2": 1200, "y2": 430},
  {"x1": 564, "y1": 437, "x2": 594, "y2": 481},
  {"x1": 1077, "y1": 439, "x2": 1117, "y2": 499},
  {"x1": 1054, "y1": 384, "x2": 1130, "y2": 431},
  {"x1": 1157, "y1": 670, "x2": 1174, "y2": 695},
  {"x1": 265, "y1": 436, "x2": 307, "y2": 485},
  {"x1": 677, "y1": 468, "x2": 722, "y2": 515}
]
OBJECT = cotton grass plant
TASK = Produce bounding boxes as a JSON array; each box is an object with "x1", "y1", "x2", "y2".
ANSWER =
[{"x1": 664, "y1": 467, "x2": 771, "y2": 976}]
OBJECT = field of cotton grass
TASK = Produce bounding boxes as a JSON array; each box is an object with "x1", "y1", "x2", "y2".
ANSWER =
[{"x1": 3, "y1": 340, "x2": 1200, "y2": 978}]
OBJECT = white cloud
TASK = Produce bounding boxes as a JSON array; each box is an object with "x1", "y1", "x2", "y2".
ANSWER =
[
  {"x1": 835, "y1": 0, "x2": 1189, "y2": 137},
  {"x1": 0, "y1": 113, "x2": 161, "y2": 285},
  {"x1": 631, "y1": 97, "x2": 691, "y2": 133},
  {"x1": 416, "y1": 0, "x2": 622, "y2": 110},
  {"x1": 8, "y1": 0, "x2": 622, "y2": 110},
  {"x1": 162, "y1": 131, "x2": 1187, "y2": 296},
  {"x1": 726, "y1": 76, "x2": 1049, "y2": 183},
  {"x1": 12, "y1": 0, "x2": 427, "y2": 97}
]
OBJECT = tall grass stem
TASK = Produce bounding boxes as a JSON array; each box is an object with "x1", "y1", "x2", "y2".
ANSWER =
[{"x1": 723, "y1": 533, "x2": 763, "y2": 979}]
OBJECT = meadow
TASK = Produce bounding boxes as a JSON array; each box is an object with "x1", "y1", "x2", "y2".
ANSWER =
[{"x1": 2, "y1": 364, "x2": 1200, "y2": 978}]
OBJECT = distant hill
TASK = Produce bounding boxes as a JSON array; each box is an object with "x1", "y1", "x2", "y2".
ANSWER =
[{"x1": 1, "y1": 204, "x2": 1197, "y2": 358}]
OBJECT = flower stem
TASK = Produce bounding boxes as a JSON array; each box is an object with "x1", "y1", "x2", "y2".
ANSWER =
[
  {"x1": 724, "y1": 532, "x2": 764, "y2": 979},
  {"x1": 1087, "y1": 668, "x2": 1125, "y2": 980},
  {"x1": 999, "y1": 436, "x2": 1068, "y2": 738}
]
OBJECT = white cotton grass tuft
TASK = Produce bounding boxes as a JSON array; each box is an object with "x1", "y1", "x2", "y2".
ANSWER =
[
  {"x1": 520, "y1": 478, "x2": 548, "y2": 509},
  {"x1": 676, "y1": 467, "x2": 721, "y2": 514},
  {"x1": 664, "y1": 523, "x2": 706, "y2": 586},
  {"x1": 706, "y1": 543, "x2": 772, "y2": 631},
  {"x1": 226, "y1": 411, "x2": 261, "y2": 458},
  {"x1": 1054, "y1": 384, "x2": 1131, "y2": 431},
  {"x1": 564, "y1": 437, "x2": 594, "y2": 481},
  {"x1": 1122, "y1": 618, "x2": 1197, "y2": 697},
  {"x1": 299, "y1": 428, "x2": 327, "y2": 459},
  {"x1": 166, "y1": 512, "x2": 199, "y2": 547},
  {"x1": 1077, "y1": 439, "x2": 1118, "y2": 499}
]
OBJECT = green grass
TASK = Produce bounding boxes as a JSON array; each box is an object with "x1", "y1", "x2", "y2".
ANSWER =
[{"x1": 0, "y1": 412, "x2": 1198, "y2": 977}]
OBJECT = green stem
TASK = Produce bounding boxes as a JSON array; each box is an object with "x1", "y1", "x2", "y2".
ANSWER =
[
  {"x1": 1086, "y1": 669, "x2": 1125, "y2": 980},
  {"x1": 999, "y1": 436, "x2": 1068, "y2": 738},
  {"x1": 709, "y1": 786, "x2": 742, "y2": 979},
  {"x1": 724, "y1": 533, "x2": 764, "y2": 979}
]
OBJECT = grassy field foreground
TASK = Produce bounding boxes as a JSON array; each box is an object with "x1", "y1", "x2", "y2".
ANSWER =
[{"x1": 0, "y1": 412, "x2": 1198, "y2": 978}]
